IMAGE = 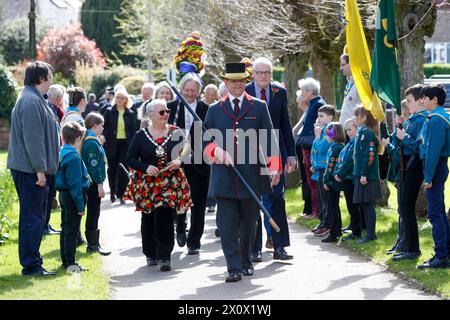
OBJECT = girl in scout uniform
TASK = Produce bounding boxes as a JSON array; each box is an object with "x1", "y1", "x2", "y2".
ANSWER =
[
  {"x1": 322, "y1": 122, "x2": 346, "y2": 243},
  {"x1": 81, "y1": 112, "x2": 111, "y2": 256},
  {"x1": 353, "y1": 106, "x2": 383, "y2": 244}
]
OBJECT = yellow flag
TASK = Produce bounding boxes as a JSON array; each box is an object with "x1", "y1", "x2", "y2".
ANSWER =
[{"x1": 345, "y1": 0, "x2": 384, "y2": 121}]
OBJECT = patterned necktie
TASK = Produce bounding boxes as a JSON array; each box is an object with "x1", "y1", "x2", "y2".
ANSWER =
[
  {"x1": 233, "y1": 98, "x2": 240, "y2": 117},
  {"x1": 260, "y1": 88, "x2": 267, "y2": 102}
]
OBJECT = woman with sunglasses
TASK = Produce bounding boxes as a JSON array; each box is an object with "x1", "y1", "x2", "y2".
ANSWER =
[{"x1": 125, "y1": 99, "x2": 192, "y2": 272}]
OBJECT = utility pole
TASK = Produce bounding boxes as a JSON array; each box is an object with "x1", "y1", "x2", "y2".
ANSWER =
[
  {"x1": 147, "y1": 0, "x2": 153, "y2": 81},
  {"x1": 29, "y1": 0, "x2": 37, "y2": 61}
]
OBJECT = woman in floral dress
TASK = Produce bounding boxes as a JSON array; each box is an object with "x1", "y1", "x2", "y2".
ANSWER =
[{"x1": 125, "y1": 99, "x2": 192, "y2": 271}]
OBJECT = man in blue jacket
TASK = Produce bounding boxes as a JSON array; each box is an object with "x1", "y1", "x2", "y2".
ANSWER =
[
  {"x1": 7, "y1": 61, "x2": 60, "y2": 276},
  {"x1": 246, "y1": 57, "x2": 296, "y2": 262},
  {"x1": 417, "y1": 84, "x2": 450, "y2": 269}
]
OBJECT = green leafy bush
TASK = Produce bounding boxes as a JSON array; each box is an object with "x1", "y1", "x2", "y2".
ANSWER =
[
  {"x1": 90, "y1": 65, "x2": 145, "y2": 98},
  {"x1": 0, "y1": 64, "x2": 18, "y2": 123},
  {"x1": 0, "y1": 169, "x2": 16, "y2": 245},
  {"x1": 120, "y1": 76, "x2": 146, "y2": 95},
  {"x1": 424, "y1": 64, "x2": 450, "y2": 78}
]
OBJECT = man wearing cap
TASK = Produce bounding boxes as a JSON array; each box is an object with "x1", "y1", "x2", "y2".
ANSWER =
[{"x1": 203, "y1": 62, "x2": 282, "y2": 282}]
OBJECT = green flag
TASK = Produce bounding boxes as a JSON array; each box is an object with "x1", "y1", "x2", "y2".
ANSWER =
[{"x1": 370, "y1": 0, "x2": 401, "y2": 113}]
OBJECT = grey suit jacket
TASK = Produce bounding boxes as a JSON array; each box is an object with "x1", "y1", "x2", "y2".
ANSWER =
[{"x1": 203, "y1": 93, "x2": 281, "y2": 199}]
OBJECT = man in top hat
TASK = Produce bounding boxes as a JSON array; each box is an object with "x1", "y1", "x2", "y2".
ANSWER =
[{"x1": 203, "y1": 62, "x2": 282, "y2": 282}]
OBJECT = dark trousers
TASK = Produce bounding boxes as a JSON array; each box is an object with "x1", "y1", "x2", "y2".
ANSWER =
[
  {"x1": 397, "y1": 156, "x2": 424, "y2": 253},
  {"x1": 425, "y1": 158, "x2": 450, "y2": 259},
  {"x1": 342, "y1": 180, "x2": 362, "y2": 237},
  {"x1": 86, "y1": 182, "x2": 101, "y2": 232},
  {"x1": 107, "y1": 139, "x2": 129, "y2": 199},
  {"x1": 217, "y1": 197, "x2": 259, "y2": 273},
  {"x1": 176, "y1": 170, "x2": 209, "y2": 250},
  {"x1": 253, "y1": 174, "x2": 290, "y2": 252},
  {"x1": 59, "y1": 191, "x2": 84, "y2": 267},
  {"x1": 206, "y1": 197, "x2": 216, "y2": 207},
  {"x1": 302, "y1": 148, "x2": 319, "y2": 214},
  {"x1": 10, "y1": 170, "x2": 48, "y2": 274},
  {"x1": 326, "y1": 187, "x2": 342, "y2": 238},
  {"x1": 394, "y1": 183, "x2": 406, "y2": 251},
  {"x1": 296, "y1": 145, "x2": 312, "y2": 214},
  {"x1": 45, "y1": 174, "x2": 56, "y2": 228},
  {"x1": 361, "y1": 201, "x2": 377, "y2": 240},
  {"x1": 318, "y1": 169, "x2": 330, "y2": 228},
  {"x1": 141, "y1": 206, "x2": 175, "y2": 261}
]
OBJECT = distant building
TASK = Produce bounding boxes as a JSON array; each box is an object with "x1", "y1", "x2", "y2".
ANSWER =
[
  {"x1": 425, "y1": 2, "x2": 450, "y2": 64},
  {"x1": 0, "y1": 0, "x2": 81, "y2": 27}
]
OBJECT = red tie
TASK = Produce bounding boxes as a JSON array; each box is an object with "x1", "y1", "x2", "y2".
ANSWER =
[
  {"x1": 233, "y1": 98, "x2": 240, "y2": 117},
  {"x1": 260, "y1": 88, "x2": 267, "y2": 102}
]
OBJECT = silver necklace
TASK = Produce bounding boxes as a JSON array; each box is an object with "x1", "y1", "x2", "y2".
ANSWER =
[{"x1": 144, "y1": 127, "x2": 171, "y2": 157}]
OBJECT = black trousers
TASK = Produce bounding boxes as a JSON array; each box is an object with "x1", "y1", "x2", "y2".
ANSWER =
[
  {"x1": 59, "y1": 191, "x2": 84, "y2": 267},
  {"x1": 176, "y1": 169, "x2": 209, "y2": 250},
  {"x1": 141, "y1": 206, "x2": 175, "y2": 261},
  {"x1": 326, "y1": 187, "x2": 342, "y2": 238},
  {"x1": 107, "y1": 139, "x2": 129, "y2": 199},
  {"x1": 86, "y1": 182, "x2": 101, "y2": 232},
  {"x1": 10, "y1": 170, "x2": 47, "y2": 274},
  {"x1": 217, "y1": 197, "x2": 259, "y2": 273},
  {"x1": 318, "y1": 169, "x2": 330, "y2": 228},
  {"x1": 361, "y1": 201, "x2": 377, "y2": 240},
  {"x1": 296, "y1": 145, "x2": 312, "y2": 214},
  {"x1": 45, "y1": 174, "x2": 56, "y2": 228},
  {"x1": 342, "y1": 180, "x2": 362, "y2": 237},
  {"x1": 398, "y1": 156, "x2": 423, "y2": 253}
]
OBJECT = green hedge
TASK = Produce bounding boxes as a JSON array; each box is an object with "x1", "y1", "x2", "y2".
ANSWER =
[
  {"x1": 0, "y1": 64, "x2": 18, "y2": 123},
  {"x1": 424, "y1": 64, "x2": 450, "y2": 78},
  {"x1": 90, "y1": 65, "x2": 146, "y2": 98}
]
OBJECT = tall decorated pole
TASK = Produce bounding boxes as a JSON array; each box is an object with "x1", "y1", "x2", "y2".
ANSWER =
[{"x1": 29, "y1": 0, "x2": 37, "y2": 61}]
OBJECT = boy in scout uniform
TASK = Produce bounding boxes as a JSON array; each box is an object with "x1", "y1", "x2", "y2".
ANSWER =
[
  {"x1": 417, "y1": 84, "x2": 450, "y2": 269},
  {"x1": 203, "y1": 62, "x2": 281, "y2": 282},
  {"x1": 81, "y1": 113, "x2": 111, "y2": 256}
]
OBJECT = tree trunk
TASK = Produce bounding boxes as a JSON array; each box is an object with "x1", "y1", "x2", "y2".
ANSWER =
[
  {"x1": 281, "y1": 52, "x2": 309, "y2": 189},
  {"x1": 310, "y1": 46, "x2": 337, "y2": 106},
  {"x1": 397, "y1": 1, "x2": 436, "y2": 217}
]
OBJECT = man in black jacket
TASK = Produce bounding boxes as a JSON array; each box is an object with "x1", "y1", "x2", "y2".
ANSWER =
[{"x1": 168, "y1": 73, "x2": 210, "y2": 255}]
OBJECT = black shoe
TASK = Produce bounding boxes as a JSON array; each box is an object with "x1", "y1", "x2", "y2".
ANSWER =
[
  {"x1": 312, "y1": 224, "x2": 322, "y2": 233},
  {"x1": 273, "y1": 248, "x2": 293, "y2": 260},
  {"x1": 27, "y1": 268, "x2": 57, "y2": 276},
  {"x1": 225, "y1": 272, "x2": 242, "y2": 282},
  {"x1": 341, "y1": 234, "x2": 361, "y2": 242},
  {"x1": 215, "y1": 228, "x2": 220, "y2": 238},
  {"x1": 159, "y1": 260, "x2": 171, "y2": 271},
  {"x1": 392, "y1": 251, "x2": 421, "y2": 261},
  {"x1": 43, "y1": 225, "x2": 60, "y2": 235},
  {"x1": 341, "y1": 225, "x2": 352, "y2": 233},
  {"x1": 76, "y1": 233, "x2": 86, "y2": 247},
  {"x1": 207, "y1": 206, "x2": 215, "y2": 213},
  {"x1": 321, "y1": 235, "x2": 338, "y2": 243},
  {"x1": 120, "y1": 198, "x2": 125, "y2": 205},
  {"x1": 110, "y1": 194, "x2": 116, "y2": 203},
  {"x1": 251, "y1": 251, "x2": 262, "y2": 262},
  {"x1": 146, "y1": 257, "x2": 158, "y2": 266},
  {"x1": 385, "y1": 244, "x2": 398, "y2": 254},
  {"x1": 242, "y1": 266, "x2": 254, "y2": 276},
  {"x1": 417, "y1": 256, "x2": 450, "y2": 270},
  {"x1": 188, "y1": 248, "x2": 199, "y2": 255},
  {"x1": 176, "y1": 232, "x2": 187, "y2": 247}
]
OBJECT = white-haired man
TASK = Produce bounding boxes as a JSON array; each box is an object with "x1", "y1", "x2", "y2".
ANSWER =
[
  {"x1": 245, "y1": 57, "x2": 296, "y2": 262},
  {"x1": 202, "y1": 84, "x2": 219, "y2": 105},
  {"x1": 167, "y1": 73, "x2": 210, "y2": 255}
]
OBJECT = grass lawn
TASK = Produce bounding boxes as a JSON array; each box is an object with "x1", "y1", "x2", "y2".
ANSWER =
[
  {"x1": 286, "y1": 176, "x2": 450, "y2": 299},
  {"x1": 0, "y1": 151, "x2": 111, "y2": 300}
]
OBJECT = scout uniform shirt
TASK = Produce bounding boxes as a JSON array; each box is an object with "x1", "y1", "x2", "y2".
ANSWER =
[
  {"x1": 339, "y1": 76, "x2": 361, "y2": 125},
  {"x1": 81, "y1": 129, "x2": 107, "y2": 185},
  {"x1": 334, "y1": 137, "x2": 356, "y2": 181},
  {"x1": 323, "y1": 142, "x2": 345, "y2": 191},
  {"x1": 353, "y1": 126, "x2": 380, "y2": 180},
  {"x1": 310, "y1": 126, "x2": 331, "y2": 181}
]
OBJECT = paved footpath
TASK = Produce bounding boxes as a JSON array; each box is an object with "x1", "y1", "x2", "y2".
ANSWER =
[{"x1": 101, "y1": 197, "x2": 437, "y2": 300}]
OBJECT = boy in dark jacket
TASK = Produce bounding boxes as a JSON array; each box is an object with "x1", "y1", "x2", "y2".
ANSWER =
[{"x1": 56, "y1": 122, "x2": 90, "y2": 272}]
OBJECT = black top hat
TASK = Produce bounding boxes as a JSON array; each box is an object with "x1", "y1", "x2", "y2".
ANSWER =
[{"x1": 222, "y1": 62, "x2": 250, "y2": 80}]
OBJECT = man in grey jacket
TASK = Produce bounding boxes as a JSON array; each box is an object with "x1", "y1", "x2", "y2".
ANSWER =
[{"x1": 7, "y1": 61, "x2": 60, "y2": 276}]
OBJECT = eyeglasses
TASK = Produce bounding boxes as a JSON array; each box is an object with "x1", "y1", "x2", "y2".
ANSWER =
[
  {"x1": 156, "y1": 109, "x2": 170, "y2": 116},
  {"x1": 254, "y1": 71, "x2": 272, "y2": 76}
]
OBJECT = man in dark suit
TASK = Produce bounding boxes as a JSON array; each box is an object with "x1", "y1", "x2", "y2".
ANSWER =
[
  {"x1": 168, "y1": 73, "x2": 210, "y2": 255},
  {"x1": 82, "y1": 93, "x2": 100, "y2": 119},
  {"x1": 203, "y1": 62, "x2": 281, "y2": 282},
  {"x1": 246, "y1": 57, "x2": 296, "y2": 262}
]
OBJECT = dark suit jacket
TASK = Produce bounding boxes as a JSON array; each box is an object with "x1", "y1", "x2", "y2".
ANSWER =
[
  {"x1": 102, "y1": 105, "x2": 138, "y2": 159},
  {"x1": 167, "y1": 99, "x2": 210, "y2": 178},
  {"x1": 298, "y1": 95, "x2": 326, "y2": 148},
  {"x1": 246, "y1": 81, "x2": 296, "y2": 161},
  {"x1": 203, "y1": 93, "x2": 280, "y2": 199}
]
